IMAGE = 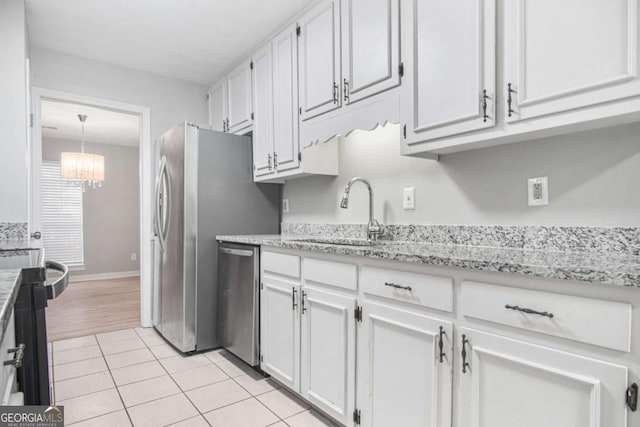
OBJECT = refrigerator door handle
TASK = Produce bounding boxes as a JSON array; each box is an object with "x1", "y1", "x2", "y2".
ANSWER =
[
  {"x1": 155, "y1": 156, "x2": 167, "y2": 253},
  {"x1": 161, "y1": 160, "x2": 172, "y2": 247}
]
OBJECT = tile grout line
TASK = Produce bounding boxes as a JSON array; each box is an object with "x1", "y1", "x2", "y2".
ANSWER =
[
  {"x1": 133, "y1": 326, "x2": 214, "y2": 427},
  {"x1": 54, "y1": 335, "x2": 126, "y2": 427},
  {"x1": 227, "y1": 371, "x2": 286, "y2": 423},
  {"x1": 95, "y1": 331, "x2": 136, "y2": 427},
  {"x1": 57, "y1": 328, "x2": 311, "y2": 426}
]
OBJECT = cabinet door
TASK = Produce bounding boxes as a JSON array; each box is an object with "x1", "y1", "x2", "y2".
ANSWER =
[
  {"x1": 300, "y1": 287, "x2": 356, "y2": 425},
  {"x1": 457, "y1": 328, "x2": 629, "y2": 427},
  {"x1": 504, "y1": 0, "x2": 640, "y2": 123},
  {"x1": 298, "y1": 0, "x2": 342, "y2": 121},
  {"x1": 401, "y1": 0, "x2": 496, "y2": 144},
  {"x1": 357, "y1": 301, "x2": 453, "y2": 427},
  {"x1": 252, "y1": 45, "x2": 275, "y2": 178},
  {"x1": 341, "y1": 0, "x2": 400, "y2": 104},
  {"x1": 272, "y1": 26, "x2": 301, "y2": 173},
  {"x1": 208, "y1": 81, "x2": 227, "y2": 132},
  {"x1": 260, "y1": 278, "x2": 300, "y2": 391},
  {"x1": 226, "y1": 59, "x2": 253, "y2": 134}
]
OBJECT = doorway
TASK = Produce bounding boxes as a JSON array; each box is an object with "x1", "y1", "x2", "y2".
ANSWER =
[{"x1": 29, "y1": 88, "x2": 153, "y2": 339}]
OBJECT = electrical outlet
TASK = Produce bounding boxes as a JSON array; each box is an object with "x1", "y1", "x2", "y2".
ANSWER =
[
  {"x1": 528, "y1": 177, "x2": 549, "y2": 206},
  {"x1": 403, "y1": 187, "x2": 415, "y2": 210},
  {"x1": 131, "y1": 253, "x2": 137, "y2": 261},
  {"x1": 282, "y1": 199, "x2": 290, "y2": 214}
]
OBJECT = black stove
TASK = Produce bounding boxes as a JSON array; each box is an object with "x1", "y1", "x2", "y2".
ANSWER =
[{"x1": 0, "y1": 246, "x2": 67, "y2": 405}]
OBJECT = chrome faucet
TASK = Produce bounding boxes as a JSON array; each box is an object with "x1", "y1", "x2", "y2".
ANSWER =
[{"x1": 339, "y1": 177, "x2": 384, "y2": 241}]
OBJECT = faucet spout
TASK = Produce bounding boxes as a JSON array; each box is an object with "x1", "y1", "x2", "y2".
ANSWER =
[{"x1": 339, "y1": 177, "x2": 384, "y2": 240}]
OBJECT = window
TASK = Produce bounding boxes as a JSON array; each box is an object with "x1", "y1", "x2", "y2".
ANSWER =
[{"x1": 41, "y1": 161, "x2": 84, "y2": 266}]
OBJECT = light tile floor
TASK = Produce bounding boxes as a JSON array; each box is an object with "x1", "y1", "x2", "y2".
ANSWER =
[{"x1": 50, "y1": 327, "x2": 337, "y2": 427}]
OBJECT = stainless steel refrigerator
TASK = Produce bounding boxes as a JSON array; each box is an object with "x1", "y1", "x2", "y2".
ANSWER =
[{"x1": 153, "y1": 122, "x2": 279, "y2": 353}]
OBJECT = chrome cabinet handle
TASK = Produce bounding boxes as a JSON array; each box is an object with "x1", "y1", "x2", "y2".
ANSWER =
[
  {"x1": 31, "y1": 231, "x2": 41, "y2": 240},
  {"x1": 507, "y1": 83, "x2": 516, "y2": 117},
  {"x1": 482, "y1": 89, "x2": 490, "y2": 122},
  {"x1": 505, "y1": 304, "x2": 554, "y2": 318},
  {"x1": 343, "y1": 79, "x2": 349, "y2": 102},
  {"x1": 461, "y1": 334, "x2": 470, "y2": 374},
  {"x1": 267, "y1": 154, "x2": 272, "y2": 171},
  {"x1": 273, "y1": 152, "x2": 278, "y2": 170},
  {"x1": 438, "y1": 326, "x2": 445, "y2": 363},
  {"x1": 333, "y1": 82, "x2": 339, "y2": 104},
  {"x1": 384, "y1": 282, "x2": 412, "y2": 292},
  {"x1": 292, "y1": 288, "x2": 297, "y2": 310},
  {"x1": 5, "y1": 344, "x2": 25, "y2": 368},
  {"x1": 301, "y1": 291, "x2": 308, "y2": 313}
]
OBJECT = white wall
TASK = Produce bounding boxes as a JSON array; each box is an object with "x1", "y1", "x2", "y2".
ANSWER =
[
  {"x1": 283, "y1": 122, "x2": 640, "y2": 227},
  {"x1": 30, "y1": 47, "x2": 208, "y2": 141},
  {"x1": 0, "y1": 0, "x2": 29, "y2": 222},
  {"x1": 42, "y1": 138, "x2": 140, "y2": 276}
]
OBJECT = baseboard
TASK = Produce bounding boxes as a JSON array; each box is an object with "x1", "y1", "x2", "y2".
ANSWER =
[{"x1": 70, "y1": 270, "x2": 140, "y2": 283}]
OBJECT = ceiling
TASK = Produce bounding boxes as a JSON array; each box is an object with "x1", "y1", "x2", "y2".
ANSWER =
[
  {"x1": 41, "y1": 100, "x2": 140, "y2": 147},
  {"x1": 26, "y1": 0, "x2": 314, "y2": 85}
]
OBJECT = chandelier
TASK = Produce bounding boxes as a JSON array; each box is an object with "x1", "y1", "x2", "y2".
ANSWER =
[{"x1": 60, "y1": 114, "x2": 105, "y2": 191}]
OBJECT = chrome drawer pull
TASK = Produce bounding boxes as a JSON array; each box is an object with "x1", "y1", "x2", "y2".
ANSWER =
[
  {"x1": 384, "y1": 282, "x2": 412, "y2": 292},
  {"x1": 505, "y1": 304, "x2": 554, "y2": 318},
  {"x1": 5, "y1": 343, "x2": 25, "y2": 368}
]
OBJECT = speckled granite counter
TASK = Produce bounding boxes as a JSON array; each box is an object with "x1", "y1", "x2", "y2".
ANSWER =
[
  {"x1": 216, "y1": 234, "x2": 640, "y2": 288},
  {"x1": 0, "y1": 269, "x2": 22, "y2": 339},
  {"x1": 0, "y1": 239, "x2": 43, "y2": 342}
]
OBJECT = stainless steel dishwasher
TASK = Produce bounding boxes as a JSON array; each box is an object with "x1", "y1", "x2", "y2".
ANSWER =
[{"x1": 217, "y1": 242, "x2": 260, "y2": 366}]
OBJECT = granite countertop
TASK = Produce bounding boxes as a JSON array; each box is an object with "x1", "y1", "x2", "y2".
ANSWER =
[
  {"x1": 0, "y1": 268, "x2": 22, "y2": 339},
  {"x1": 216, "y1": 234, "x2": 640, "y2": 287}
]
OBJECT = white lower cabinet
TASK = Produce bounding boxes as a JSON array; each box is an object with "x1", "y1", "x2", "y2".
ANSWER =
[
  {"x1": 300, "y1": 287, "x2": 356, "y2": 425},
  {"x1": 357, "y1": 301, "x2": 453, "y2": 427},
  {"x1": 457, "y1": 327, "x2": 629, "y2": 427},
  {"x1": 260, "y1": 250, "x2": 638, "y2": 427},
  {"x1": 260, "y1": 277, "x2": 300, "y2": 391}
]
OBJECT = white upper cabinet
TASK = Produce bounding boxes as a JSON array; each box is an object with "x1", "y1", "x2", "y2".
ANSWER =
[
  {"x1": 272, "y1": 26, "x2": 301, "y2": 173},
  {"x1": 207, "y1": 81, "x2": 227, "y2": 132},
  {"x1": 504, "y1": 0, "x2": 640, "y2": 122},
  {"x1": 457, "y1": 328, "x2": 629, "y2": 427},
  {"x1": 298, "y1": 0, "x2": 342, "y2": 121},
  {"x1": 251, "y1": 45, "x2": 275, "y2": 178},
  {"x1": 341, "y1": 0, "x2": 401, "y2": 104},
  {"x1": 401, "y1": 0, "x2": 496, "y2": 145},
  {"x1": 226, "y1": 59, "x2": 253, "y2": 134}
]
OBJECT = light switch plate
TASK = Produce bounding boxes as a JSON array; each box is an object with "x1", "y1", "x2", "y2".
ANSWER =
[
  {"x1": 528, "y1": 177, "x2": 549, "y2": 206},
  {"x1": 282, "y1": 199, "x2": 290, "y2": 214},
  {"x1": 403, "y1": 187, "x2": 415, "y2": 210}
]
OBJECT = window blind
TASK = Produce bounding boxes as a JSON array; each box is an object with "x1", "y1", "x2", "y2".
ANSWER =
[{"x1": 41, "y1": 161, "x2": 84, "y2": 266}]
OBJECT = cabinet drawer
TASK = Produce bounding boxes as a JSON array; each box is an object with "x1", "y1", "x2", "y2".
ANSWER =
[
  {"x1": 361, "y1": 266, "x2": 453, "y2": 312},
  {"x1": 461, "y1": 281, "x2": 632, "y2": 352},
  {"x1": 303, "y1": 258, "x2": 357, "y2": 291},
  {"x1": 262, "y1": 251, "x2": 300, "y2": 278}
]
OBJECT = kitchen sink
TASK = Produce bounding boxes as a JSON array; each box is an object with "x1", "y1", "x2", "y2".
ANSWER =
[{"x1": 292, "y1": 237, "x2": 384, "y2": 247}]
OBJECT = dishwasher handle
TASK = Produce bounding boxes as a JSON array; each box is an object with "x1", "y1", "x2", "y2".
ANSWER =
[{"x1": 219, "y1": 247, "x2": 255, "y2": 257}]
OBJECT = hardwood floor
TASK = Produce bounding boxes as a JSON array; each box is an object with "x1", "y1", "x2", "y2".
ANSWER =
[{"x1": 46, "y1": 276, "x2": 141, "y2": 342}]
